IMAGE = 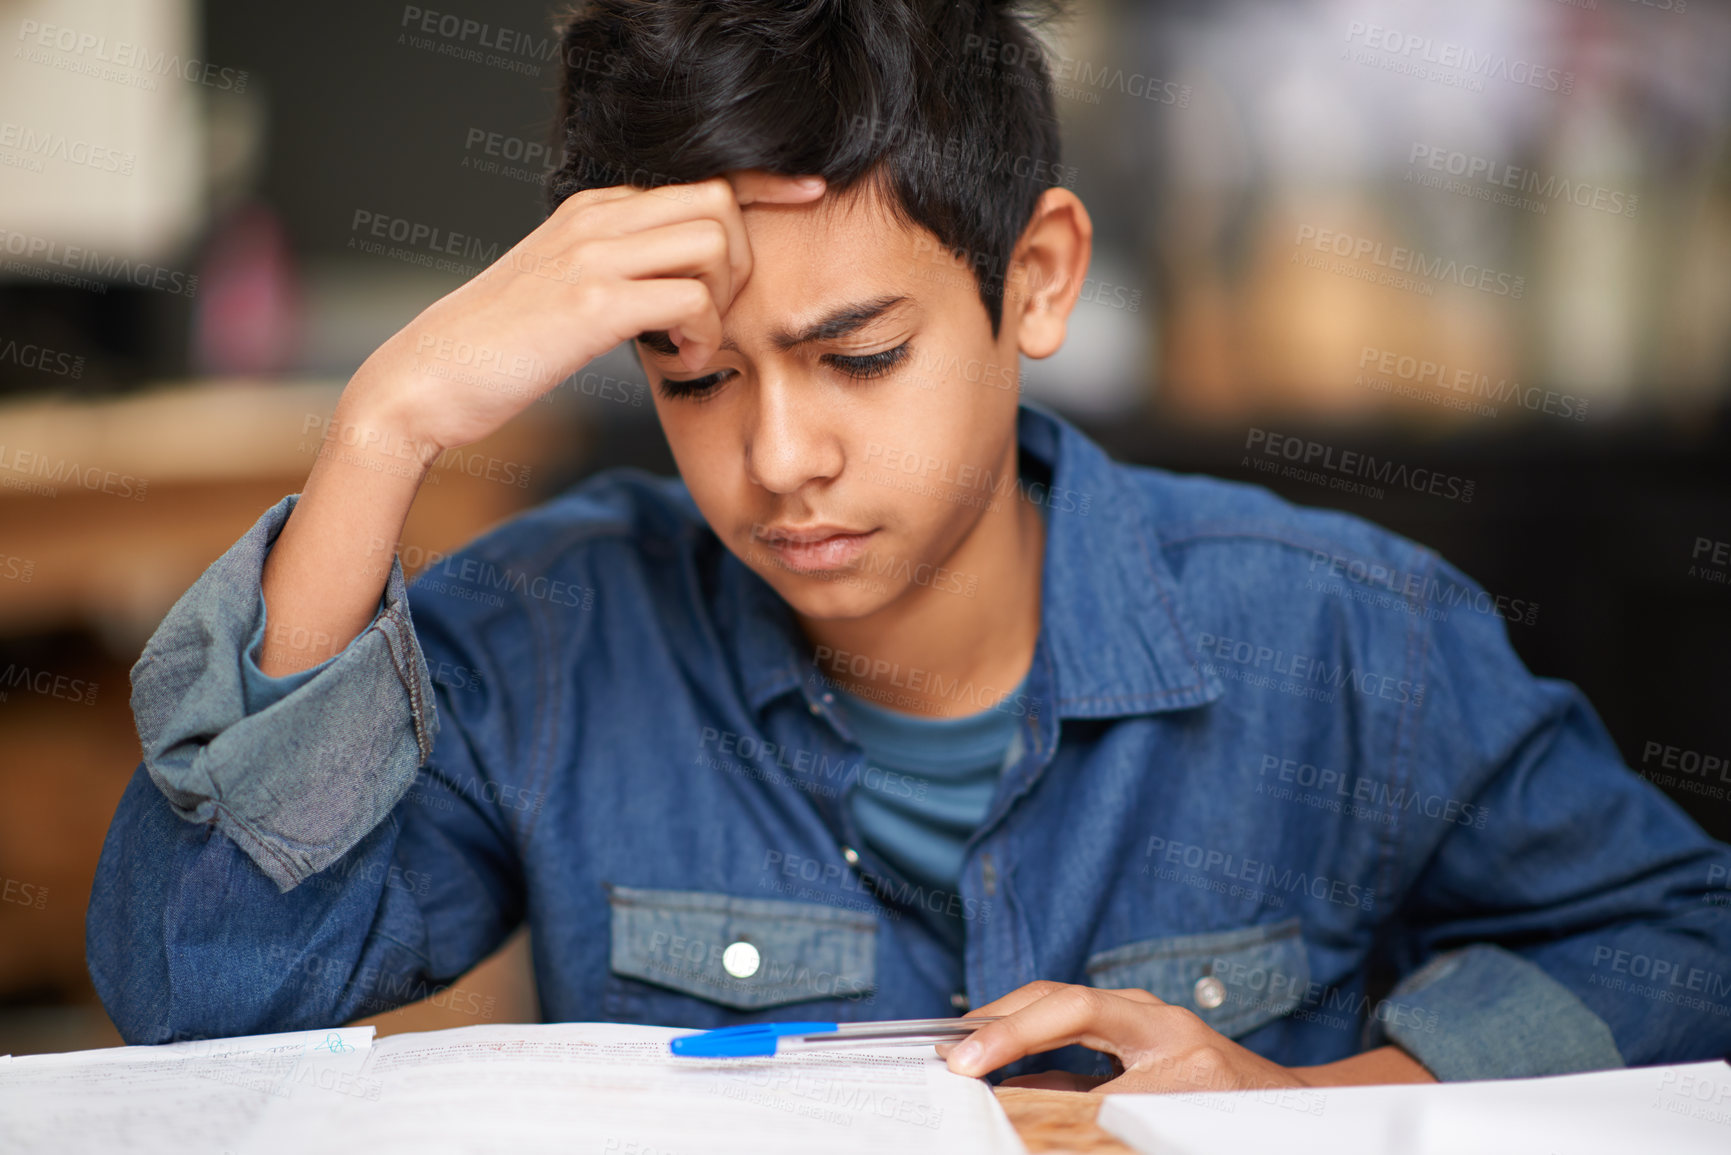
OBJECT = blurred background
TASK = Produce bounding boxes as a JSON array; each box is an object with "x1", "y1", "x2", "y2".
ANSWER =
[{"x1": 2, "y1": 0, "x2": 1728, "y2": 1055}]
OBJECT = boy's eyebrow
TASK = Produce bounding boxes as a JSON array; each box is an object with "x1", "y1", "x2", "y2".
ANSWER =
[{"x1": 636, "y1": 294, "x2": 911, "y2": 358}]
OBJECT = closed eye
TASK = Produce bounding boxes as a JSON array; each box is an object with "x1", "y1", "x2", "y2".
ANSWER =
[
  {"x1": 822, "y1": 341, "x2": 912, "y2": 379},
  {"x1": 656, "y1": 369, "x2": 732, "y2": 402},
  {"x1": 656, "y1": 341, "x2": 914, "y2": 401}
]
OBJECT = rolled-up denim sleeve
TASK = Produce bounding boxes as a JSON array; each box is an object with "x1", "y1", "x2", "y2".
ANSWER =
[
  {"x1": 1364, "y1": 944, "x2": 1622, "y2": 1080},
  {"x1": 129, "y1": 493, "x2": 438, "y2": 891},
  {"x1": 1365, "y1": 558, "x2": 1731, "y2": 1079},
  {"x1": 90, "y1": 492, "x2": 528, "y2": 1044},
  {"x1": 240, "y1": 587, "x2": 384, "y2": 716}
]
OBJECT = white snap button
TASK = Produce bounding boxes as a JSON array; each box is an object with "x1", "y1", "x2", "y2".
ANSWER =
[
  {"x1": 1193, "y1": 975, "x2": 1226, "y2": 1009},
  {"x1": 842, "y1": 846, "x2": 860, "y2": 866},
  {"x1": 722, "y1": 941, "x2": 761, "y2": 979}
]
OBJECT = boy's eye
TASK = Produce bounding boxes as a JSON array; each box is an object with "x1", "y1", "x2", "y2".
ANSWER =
[
  {"x1": 823, "y1": 341, "x2": 912, "y2": 379},
  {"x1": 654, "y1": 341, "x2": 913, "y2": 401},
  {"x1": 657, "y1": 370, "x2": 731, "y2": 401}
]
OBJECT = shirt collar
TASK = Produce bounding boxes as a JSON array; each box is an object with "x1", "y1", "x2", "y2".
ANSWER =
[{"x1": 713, "y1": 402, "x2": 1224, "y2": 720}]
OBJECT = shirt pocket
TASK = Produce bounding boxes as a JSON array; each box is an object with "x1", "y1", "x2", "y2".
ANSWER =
[
  {"x1": 604, "y1": 884, "x2": 878, "y2": 1015},
  {"x1": 1083, "y1": 916, "x2": 1310, "y2": 1039}
]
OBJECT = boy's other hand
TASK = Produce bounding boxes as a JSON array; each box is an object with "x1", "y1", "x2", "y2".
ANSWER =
[
  {"x1": 935, "y1": 980, "x2": 1436, "y2": 1093},
  {"x1": 343, "y1": 169, "x2": 826, "y2": 455}
]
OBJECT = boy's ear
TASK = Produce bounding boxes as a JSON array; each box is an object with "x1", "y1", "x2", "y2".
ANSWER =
[{"x1": 1007, "y1": 187, "x2": 1094, "y2": 360}]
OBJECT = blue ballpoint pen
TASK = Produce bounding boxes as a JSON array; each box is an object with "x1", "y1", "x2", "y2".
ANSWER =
[{"x1": 669, "y1": 1016, "x2": 1004, "y2": 1058}]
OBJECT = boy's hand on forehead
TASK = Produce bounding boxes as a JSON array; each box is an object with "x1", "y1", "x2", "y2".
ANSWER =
[
  {"x1": 651, "y1": 169, "x2": 831, "y2": 371},
  {"x1": 341, "y1": 169, "x2": 825, "y2": 456}
]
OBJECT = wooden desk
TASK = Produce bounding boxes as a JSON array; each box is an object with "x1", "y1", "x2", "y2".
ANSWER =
[{"x1": 995, "y1": 1087, "x2": 1134, "y2": 1153}]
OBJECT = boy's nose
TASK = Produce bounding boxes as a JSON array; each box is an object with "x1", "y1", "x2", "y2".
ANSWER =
[{"x1": 743, "y1": 379, "x2": 843, "y2": 494}]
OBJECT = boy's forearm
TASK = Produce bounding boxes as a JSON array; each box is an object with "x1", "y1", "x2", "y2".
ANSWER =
[{"x1": 258, "y1": 379, "x2": 433, "y2": 677}]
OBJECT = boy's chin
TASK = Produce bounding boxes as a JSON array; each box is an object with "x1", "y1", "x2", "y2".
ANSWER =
[{"x1": 758, "y1": 569, "x2": 905, "y2": 621}]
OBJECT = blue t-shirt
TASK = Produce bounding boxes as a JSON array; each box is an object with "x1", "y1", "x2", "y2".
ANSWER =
[{"x1": 832, "y1": 675, "x2": 1027, "y2": 950}]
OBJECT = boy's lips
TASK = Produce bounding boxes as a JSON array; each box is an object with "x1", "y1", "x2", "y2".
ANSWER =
[{"x1": 752, "y1": 524, "x2": 877, "y2": 573}]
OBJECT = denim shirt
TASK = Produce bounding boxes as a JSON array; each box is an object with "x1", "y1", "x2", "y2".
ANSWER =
[{"x1": 89, "y1": 403, "x2": 1731, "y2": 1082}]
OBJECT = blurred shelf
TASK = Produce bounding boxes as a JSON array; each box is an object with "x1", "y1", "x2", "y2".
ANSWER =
[{"x1": 0, "y1": 377, "x2": 578, "y2": 650}]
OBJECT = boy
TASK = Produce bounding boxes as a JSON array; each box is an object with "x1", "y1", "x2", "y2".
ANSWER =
[{"x1": 89, "y1": 0, "x2": 1730, "y2": 1093}]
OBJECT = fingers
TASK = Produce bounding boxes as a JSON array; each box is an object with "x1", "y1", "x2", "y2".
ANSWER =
[
  {"x1": 581, "y1": 219, "x2": 735, "y2": 359},
  {"x1": 552, "y1": 173, "x2": 823, "y2": 313},
  {"x1": 589, "y1": 277, "x2": 723, "y2": 375},
  {"x1": 727, "y1": 168, "x2": 827, "y2": 206},
  {"x1": 945, "y1": 985, "x2": 1170, "y2": 1079},
  {"x1": 958, "y1": 979, "x2": 1073, "y2": 1020}
]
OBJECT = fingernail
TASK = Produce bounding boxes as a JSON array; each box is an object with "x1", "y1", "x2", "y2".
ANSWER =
[
  {"x1": 949, "y1": 1040, "x2": 983, "y2": 1075},
  {"x1": 796, "y1": 176, "x2": 824, "y2": 189}
]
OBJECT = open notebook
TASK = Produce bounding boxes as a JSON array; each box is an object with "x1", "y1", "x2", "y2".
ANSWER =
[
  {"x1": 1097, "y1": 1059, "x2": 1731, "y2": 1155},
  {"x1": 0, "y1": 1022, "x2": 1027, "y2": 1154}
]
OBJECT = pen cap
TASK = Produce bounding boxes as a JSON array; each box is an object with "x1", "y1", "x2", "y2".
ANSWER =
[{"x1": 668, "y1": 1022, "x2": 838, "y2": 1058}]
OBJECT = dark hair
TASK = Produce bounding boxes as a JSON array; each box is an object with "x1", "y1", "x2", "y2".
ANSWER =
[{"x1": 545, "y1": 0, "x2": 1072, "y2": 338}]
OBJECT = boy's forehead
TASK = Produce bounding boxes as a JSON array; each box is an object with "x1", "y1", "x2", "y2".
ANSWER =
[{"x1": 731, "y1": 182, "x2": 937, "y2": 332}]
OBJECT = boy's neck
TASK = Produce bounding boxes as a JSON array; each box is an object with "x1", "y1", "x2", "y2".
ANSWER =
[{"x1": 795, "y1": 442, "x2": 1046, "y2": 719}]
